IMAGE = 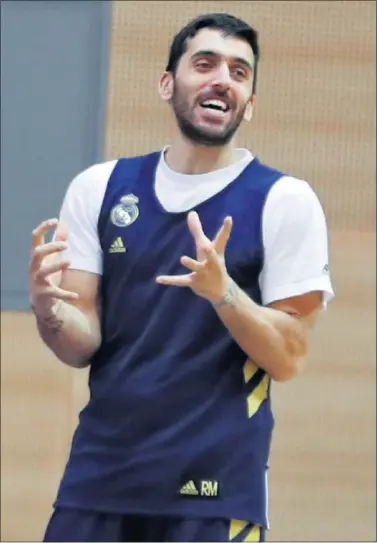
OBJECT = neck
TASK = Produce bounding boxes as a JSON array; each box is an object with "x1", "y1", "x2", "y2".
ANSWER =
[{"x1": 164, "y1": 133, "x2": 238, "y2": 175}]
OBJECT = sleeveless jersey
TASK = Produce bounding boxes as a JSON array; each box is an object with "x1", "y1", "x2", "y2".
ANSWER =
[{"x1": 55, "y1": 151, "x2": 285, "y2": 528}]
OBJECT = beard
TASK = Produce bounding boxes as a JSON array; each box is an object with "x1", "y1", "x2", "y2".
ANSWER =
[{"x1": 170, "y1": 81, "x2": 248, "y2": 147}]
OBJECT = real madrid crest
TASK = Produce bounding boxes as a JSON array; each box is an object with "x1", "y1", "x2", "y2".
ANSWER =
[{"x1": 110, "y1": 194, "x2": 140, "y2": 227}]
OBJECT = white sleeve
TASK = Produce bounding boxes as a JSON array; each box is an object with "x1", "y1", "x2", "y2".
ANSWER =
[
  {"x1": 58, "y1": 160, "x2": 117, "y2": 275},
  {"x1": 259, "y1": 176, "x2": 334, "y2": 307}
]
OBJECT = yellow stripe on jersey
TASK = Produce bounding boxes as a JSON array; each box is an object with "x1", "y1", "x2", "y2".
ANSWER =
[
  {"x1": 229, "y1": 520, "x2": 248, "y2": 541},
  {"x1": 244, "y1": 525, "x2": 261, "y2": 541},
  {"x1": 229, "y1": 520, "x2": 261, "y2": 542},
  {"x1": 247, "y1": 373, "x2": 269, "y2": 418},
  {"x1": 243, "y1": 359, "x2": 259, "y2": 383}
]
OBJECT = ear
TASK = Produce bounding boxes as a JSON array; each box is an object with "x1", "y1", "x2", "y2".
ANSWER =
[
  {"x1": 243, "y1": 95, "x2": 256, "y2": 122},
  {"x1": 158, "y1": 71, "x2": 174, "y2": 102}
]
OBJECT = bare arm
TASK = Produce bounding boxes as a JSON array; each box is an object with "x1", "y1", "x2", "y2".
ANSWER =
[
  {"x1": 32, "y1": 270, "x2": 102, "y2": 368},
  {"x1": 213, "y1": 282, "x2": 322, "y2": 381},
  {"x1": 30, "y1": 219, "x2": 102, "y2": 368},
  {"x1": 156, "y1": 211, "x2": 330, "y2": 382}
]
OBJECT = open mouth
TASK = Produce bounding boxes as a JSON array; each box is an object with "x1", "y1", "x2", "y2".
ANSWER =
[{"x1": 199, "y1": 99, "x2": 230, "y2": 113}]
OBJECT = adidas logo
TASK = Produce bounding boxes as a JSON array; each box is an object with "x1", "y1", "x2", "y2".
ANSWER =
[
  {"x1": 179, "y1": 480, "x2": 199, "y2": 496},
  {"x1": 109, "y1": 237, "x2": 126, "y2": 253},
  {"x1": 322, "y1": 263, "x2": 329, "y2": 274}
]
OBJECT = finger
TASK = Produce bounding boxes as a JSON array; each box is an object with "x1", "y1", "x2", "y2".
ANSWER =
[
  {"x1": 54, "y1": 221, "x2": 69, "y2": 242},
  {"x1": 213, "y1": 216, "x2": 233, "y2": 255},
  {"x1": 32, "y1": 218, "x2": 59, "y2": 248},
  {"x1": 180, "y1": 256, "x2": 205, "y2": 273},
  {"x1": 35, "y1": 260, "x2": 71, "y2": 282},
  {"x1": 204, "y1": 244, "x2": 219, "y2": 262},
  {"x1": 38, "y1": 286, "x2": 79, "y2": 301},
  {"x1": 30, "y1": 241, "x2": 68, "y2": 272},
  {"x1": 187, "y1": 211, "x2": 209, "y2": 245},
  {"x1": 156, "y1": 274, "x2": 193, "y2": 287},
  {"x1": 202, "y1": 245, "x2": 223, "y2": 268}
]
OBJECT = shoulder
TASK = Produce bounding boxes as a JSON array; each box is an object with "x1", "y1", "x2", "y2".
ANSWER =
[
  {"x1": 264, "y1": 175, "x2": 325, "y2": 220},
  {"x1": 66, "y1": 159, "x2": 118, "y2": 196},
  {"x1": 269, "y1": 174, "x2": 320, "y2": 198},
  {"x1": 62, "y1": 159, "x2": 119, "y2": 216}
]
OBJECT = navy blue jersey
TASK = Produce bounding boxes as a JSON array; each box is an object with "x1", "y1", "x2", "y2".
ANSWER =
[{"x1": 55, "y1": 151, "x2": 285, "y2": 528}]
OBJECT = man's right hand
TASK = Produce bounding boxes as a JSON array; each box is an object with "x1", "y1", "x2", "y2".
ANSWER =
[{"x1": 29, "y1": 218, "x2": 79, "y2": 317}]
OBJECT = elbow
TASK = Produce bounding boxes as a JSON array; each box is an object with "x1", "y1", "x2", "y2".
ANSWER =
[
  {"x1": 61, "y1": 357, "x2": 92, "y2": 370},
  {"x1": 270, "y1": 328, "x2": 309, "y2": 382},
  {"x1": 58, "y1": 339, "x2": 101, "y2": 370},
  {"x1": 58, "y1": 352, "x2": 92, "y2": 369},
  {"x1": 269, "y1": 354, "x2": 307, "y2": 383}
]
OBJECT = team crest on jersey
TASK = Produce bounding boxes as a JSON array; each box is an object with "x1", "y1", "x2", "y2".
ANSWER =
[{"x1": 110, "y1": 194, "x2": 139, "y2": 227}]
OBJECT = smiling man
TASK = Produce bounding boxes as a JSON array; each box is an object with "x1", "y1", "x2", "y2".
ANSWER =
[{"x1": 29, "y1": 13, "x2": 334, "y2": 543}]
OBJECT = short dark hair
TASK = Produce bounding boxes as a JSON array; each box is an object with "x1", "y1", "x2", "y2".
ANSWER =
[{"x1": 165, "y1": 13, "x2": 260, "y2": 95}]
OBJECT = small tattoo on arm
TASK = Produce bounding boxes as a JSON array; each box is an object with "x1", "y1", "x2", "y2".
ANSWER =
[
  {"x1": 215, "y1": 281, "x2": 238, "y2": 307},
  {"x1": 41, "y1": 313, "x2": 64, "y2": 334},
  {"x1": 32, "y1": 302, "x2": 64, "y2": 334}
]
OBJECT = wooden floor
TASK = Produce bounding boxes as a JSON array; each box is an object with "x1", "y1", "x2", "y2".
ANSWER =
[{"x1": 1, "y1": 233, "x2": 376, "y2": 542}]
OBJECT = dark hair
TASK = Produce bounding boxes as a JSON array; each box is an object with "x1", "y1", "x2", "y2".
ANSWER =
[{"x1": 165, "y1": 13, "x2": 260, "y2": 95}]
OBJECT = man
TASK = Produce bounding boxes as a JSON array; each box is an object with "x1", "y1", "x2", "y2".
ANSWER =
[{"x1": 29, "y1": 12, "x2": 334, "y2": 543}]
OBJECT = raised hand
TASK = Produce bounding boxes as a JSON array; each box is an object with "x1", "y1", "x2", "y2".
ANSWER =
[
  {"x1": 29, "y1": 218, "x2": 78, "y2": 317},
  {"x1": 156, "y1": 211, "x2": 233, "y2": 304}
]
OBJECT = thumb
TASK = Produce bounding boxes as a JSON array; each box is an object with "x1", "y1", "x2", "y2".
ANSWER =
[{"x1": 54, "y1": 221, "x2": 68, "y2": 242}]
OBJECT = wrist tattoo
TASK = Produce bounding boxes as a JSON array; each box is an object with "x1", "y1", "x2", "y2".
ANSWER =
[
  {"x1": 32, "y1": 302, "x2": 64, "y2": 334},
  {"x1": 42, "y1": 313, "x2": 64, "y2": 334},
  {"x1": 215, "y1": 280, "x2": 238, "y2": 307}
]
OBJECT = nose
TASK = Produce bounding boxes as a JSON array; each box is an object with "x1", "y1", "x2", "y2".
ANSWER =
[{"x1": 212, "y1": 63, "x2": 232, "y2": 91}]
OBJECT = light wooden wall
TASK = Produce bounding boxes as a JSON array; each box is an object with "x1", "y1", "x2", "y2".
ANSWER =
[{"x1": 1, "y1": 1, "x2": 376, "y2": 541}]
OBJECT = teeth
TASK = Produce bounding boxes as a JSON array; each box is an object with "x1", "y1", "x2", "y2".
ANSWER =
[{"x1": 201, "y1": 99, "x2": 228, "y2": 111}]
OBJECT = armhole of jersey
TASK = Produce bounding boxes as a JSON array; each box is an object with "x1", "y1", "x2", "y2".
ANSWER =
[
  {"x1": 96, "y1": 152, "x2": 161, "y2": 250},
  {"x1": 96, "y1": 158, "x2": 125, "y2": 251},
  {"x1": 258, "y1": 174, "x2": 287, "y2": 292}
]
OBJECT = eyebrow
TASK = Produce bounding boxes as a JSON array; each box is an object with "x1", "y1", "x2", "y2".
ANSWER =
[{"x1": 190, "y1": 49, "x2": 253, "y2": 72}]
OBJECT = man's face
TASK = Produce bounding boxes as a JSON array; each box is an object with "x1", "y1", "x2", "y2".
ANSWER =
[{"x1": 163, "y1": 28, "x2": 256, "y2": 146}]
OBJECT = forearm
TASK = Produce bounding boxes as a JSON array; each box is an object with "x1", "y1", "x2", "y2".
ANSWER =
[
  {"x1": 33, "y1": 301, "x2": 102, "y2": 368},
  {"x1": 212, "y1": 279, "x2": 307, "y2": 381}
]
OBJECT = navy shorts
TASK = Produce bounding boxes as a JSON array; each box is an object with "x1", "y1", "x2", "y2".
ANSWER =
[{"x1": 44, "y1": 507, "x2": 265, "y2": 542}]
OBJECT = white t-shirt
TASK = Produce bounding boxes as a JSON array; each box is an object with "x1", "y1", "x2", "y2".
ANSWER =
[{"x1": 58, "y1": 148, "x2": 334, "y2": 307}]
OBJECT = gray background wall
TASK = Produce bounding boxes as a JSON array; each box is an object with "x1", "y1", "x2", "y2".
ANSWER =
[{"x1": 1, "y1": 0, "x2": 111, "y2": 309}]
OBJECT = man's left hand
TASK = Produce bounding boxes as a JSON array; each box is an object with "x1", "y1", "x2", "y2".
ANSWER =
[{"x1": 156, "y1": 211, "x2": 233, "y2": 304}]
